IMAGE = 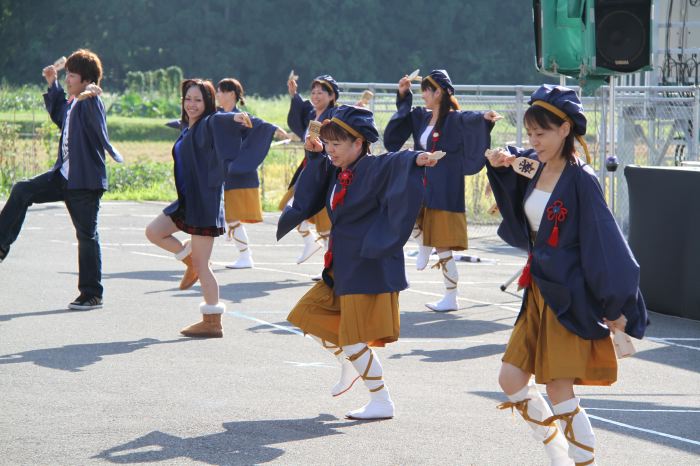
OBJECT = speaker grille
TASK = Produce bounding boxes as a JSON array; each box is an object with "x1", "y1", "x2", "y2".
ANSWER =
[{"x1": 595, "y1": 0, "x2": 651, "y2": 72}]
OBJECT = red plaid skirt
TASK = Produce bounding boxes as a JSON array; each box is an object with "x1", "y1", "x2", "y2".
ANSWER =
[{"x1": 169, "y1": 208, "x2": 224, "y2": 237}]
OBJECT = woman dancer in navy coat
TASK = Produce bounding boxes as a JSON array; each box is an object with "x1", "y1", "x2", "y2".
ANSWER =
[
  {"x1": 486, "y1": 85, "x2": 648, "y2": 466},
  {"x1": 281, "y1": 74, "x2": 339, "y2": 271},
  {"x1": 145, "y1": 79, "x2": 251, "y2": 338},
  {"x1": 384, "y1": 70, "x2": 498, "y2": 312},
  {"x1": 278, "y1": 105, "x2": 440, "y2": 420},
  {"x1": 215, "y1": 78, "x2": 289, "y2": 269}
]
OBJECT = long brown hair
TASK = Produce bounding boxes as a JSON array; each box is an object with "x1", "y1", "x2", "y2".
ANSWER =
[
  {"x1": 217, "y1": 78, "x2": 246, "y2": 106},
  {"x1": 180, "y1": 79, "x2": 217, "y2": 125},
  {"x1": 420, "y1": 78, "x2": 460, "y2": 132}
]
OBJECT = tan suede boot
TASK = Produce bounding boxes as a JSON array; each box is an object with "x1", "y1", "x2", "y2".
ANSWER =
[
  {"x1": 180, "y1": 303, "x2": 224, "y2": 338},
  {"x1": 174, "y1": 240, "x2": 198, "y2": 290}
]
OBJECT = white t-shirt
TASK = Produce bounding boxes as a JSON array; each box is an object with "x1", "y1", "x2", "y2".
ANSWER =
[
  {"x1": 419, "y1": 125, "x2": 435, "y2": 150},
  {"x1": 60, "y1": 99, "x2": 75, "y2": 180},
  {"x1": 524, "y1": 188, "x2": 552, "y2": 233}
]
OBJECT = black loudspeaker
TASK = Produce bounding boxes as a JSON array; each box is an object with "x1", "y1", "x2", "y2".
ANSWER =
[{"x1": 595, "y1": 0, "x2": 652, "y2": 72}]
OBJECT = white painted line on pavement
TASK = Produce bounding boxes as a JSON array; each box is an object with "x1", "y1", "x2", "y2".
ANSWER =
[
  {"x1": 227, "y1": 310, "x2": 303, "y2": 335},
  {"x1": 586, "y1": 408, "x2": 700, "y2": 413},
  {"x1": 648, "y1": 338, "x2": 700, "y2": 351},
  {"x1": 229, "y1": 263, "x2": 523, "y2": 314},
  {"x1": 654, "y1": 337, "x2": 700, "y2": 341},
  {"x1": 284, "y1": 361, "x2": 334, "y2": 368},
  {"x1": 588, "y1": 414, "x2": 700, "y2": 447},
  {"x1": 131, "y1": 251, "x2": 171, "y2": 259},
  {"x1": 651, "y1": 338, "x2": 700, "y2": 340}
]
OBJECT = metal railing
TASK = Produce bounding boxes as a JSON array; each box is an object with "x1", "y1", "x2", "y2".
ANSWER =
[{"x1": 334, "y1": 82, "x2": 700, "y2": 234}]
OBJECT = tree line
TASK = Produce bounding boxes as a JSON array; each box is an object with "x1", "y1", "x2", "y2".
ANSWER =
[{"x1": 0, "y1": 0, "x2": 546, "y2": 96}]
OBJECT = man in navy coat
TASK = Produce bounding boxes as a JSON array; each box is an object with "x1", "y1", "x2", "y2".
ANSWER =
[{"x1": 0, "y1": 49, "x2": 123, "y2": 310}]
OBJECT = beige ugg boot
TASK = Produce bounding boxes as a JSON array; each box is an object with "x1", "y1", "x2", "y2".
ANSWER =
[
  {"x1": 174, "y1": 240, "x2": 198, "y2": 290},
  {"x1": 180, "y1": 302, "x2": 225, "y2": 338}
]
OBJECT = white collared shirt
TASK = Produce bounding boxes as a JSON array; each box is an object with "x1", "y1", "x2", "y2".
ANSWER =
[{"x1": 60, "y1": 99, "x2": 75, "y2": 180}]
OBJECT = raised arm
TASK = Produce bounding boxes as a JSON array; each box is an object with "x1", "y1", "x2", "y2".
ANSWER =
[
  {"x1": 383, "y1": 86, "x2": 417, "y2": 151},
  {"x1": 287, "y1": 93, "x2": 314, "y2": 140},
  {"x1": 360, "y1": 150, "x2": 428, "y2": 258},
  {"x1": 228, "y1": 114, "x2": 277, "y2": 175},
  {"x1": 457, "y1": 110, "x2": 495, "y2": 175},
  {"x1": 485, "y1": 146, "x2": 534, "y2": 250},
  {"x1": 276, "y1": 149, "x2": 334, "y2": 240},
  {"x1": 43, "y1": 80, "x2": 68, "y2": 129}
]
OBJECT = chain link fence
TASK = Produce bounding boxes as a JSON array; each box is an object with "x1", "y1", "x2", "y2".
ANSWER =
[
  {"x1": 331, "y1": 82, "x2": 700, "y2": 237},
  {"x1": 4, "y1": 84, "x2": 698, "y2": 239}
]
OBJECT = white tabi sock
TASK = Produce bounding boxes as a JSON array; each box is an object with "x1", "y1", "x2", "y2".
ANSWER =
[
  {"x1": 501, "y1": 381, "x2": 573, "y2": 466},
  {"x1": 296, "y1": 221, "x2": 321, "y2": 264},
  {"x1": 552, "y1": 397, "x2": 596, "y2": 466},
  {"x1": 342, "y1": 343, "x2": 394, "y2": 420},
  {"x1": 411, "y1": 224, "x2": 432, "y2": 271},
  {"x1": 308, "y1": 336, "x2": 360, "y2": 397},
  {"x1": 425, "y1": 251, "x2": 458, "y2": 312},
  {"x1": 226, "y1": 221, "x2": 253, "y2": 269}
]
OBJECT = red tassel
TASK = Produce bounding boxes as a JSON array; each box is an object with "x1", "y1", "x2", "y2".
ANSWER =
[
  {"x1": 547, "y1": 225, "x2": 559, "y2": 247},
  {"x1": 323, "y1": 237, "x2": 334, "y2": 269},
  {"x1": 517, "y1": 255, "x2": 532, "y2": 290},
  {"x1": 331, "y1": 188, "x2": 346, "y2": 210}
]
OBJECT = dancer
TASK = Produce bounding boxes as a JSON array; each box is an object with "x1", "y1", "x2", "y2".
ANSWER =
[
  {"x1": 145, "y1": 79, "x2": 251, "y2": 338},
  {"x1": 215, "y1": 78, "x2": 290, "y2": 269},
  {"x1": 0, "y1": 49, "x2": 122, "y2": 310},
  {"x1": 278, "y1": 105, "x2": 440, "y2": 420},
  {"x1": 281, "y1": 74, "x2": 338, "y2": 272},
  {"x1": 486, "y1": 85, "x2": 648, "y2": 465},
  {"x1": 384, "y1": 69, "x2": 498, "y2": 312}
]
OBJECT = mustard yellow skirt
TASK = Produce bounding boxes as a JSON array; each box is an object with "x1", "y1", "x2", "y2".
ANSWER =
[
  {"x1": 417, "y1": 207, "x2": 468, "y2": 250},
  {"x1": 502, "y1": 281, "x2": 618, "y2": 386},
  {"x1": 225, "y1": 188, "x2": 263, "y2": 224},
  {"x1": 277, "y1": 187, "x2": 295, "y2": 211},
  {"x1": 278, "y1": 187, "x2": 332, "y2": 232},
  {"x1": 287, "y1": 276, "x2": 400, "y2": 347}
]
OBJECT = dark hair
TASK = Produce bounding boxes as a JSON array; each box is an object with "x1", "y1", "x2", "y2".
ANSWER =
[
  {"x1": 180, "y1": 79, "x2": 217, "y2": 125},
  {"x1": 310, "y1": 81, "x2": 336, "y2": 108},
  {"x1": 420, "y1": 78, "x2": 460, "y2": 132},
  {"x1": 319, "y1": 120, "x2": 370, "y2": 155},
  {"x1": 217, "y1": 78, "x2": 246, "y2": 106},
  {"x1": 65, "y1": 49, "x2": 103, "y2": 85},
  {"x1": 523, "y1": 105, "x2": 576, "y2": 161}
]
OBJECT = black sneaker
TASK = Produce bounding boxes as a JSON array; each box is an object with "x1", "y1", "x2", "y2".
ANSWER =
[
  {"x1": 0, "y1": 244, "x2": 8, "y2": 263},
  {"x1": 68, "y1": 295, "x2": 103, "y2": 310}
]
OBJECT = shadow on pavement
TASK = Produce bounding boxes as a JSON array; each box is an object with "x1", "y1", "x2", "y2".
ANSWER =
[
  {"x1": 219, "y1": 279, "x2": 310, "y2": 304},
  {"x1": 0, "y1": 308, "x2": 80, "y2": 322},
  {"x1": 245, "y1": 322, "x2": 299, "y2": 336},
  {"x1": 94, "y1": 413, "x2": 368, "y2": 464},
  {"x1": 398, "y1": 310, "x2": 512, "y2": 339},
  {"x1": 390, "y1": 344, "x2": 506, "y2": 363},
  {"x1": 0, "y1": 338, "x2": 187, "y2": 372}
]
